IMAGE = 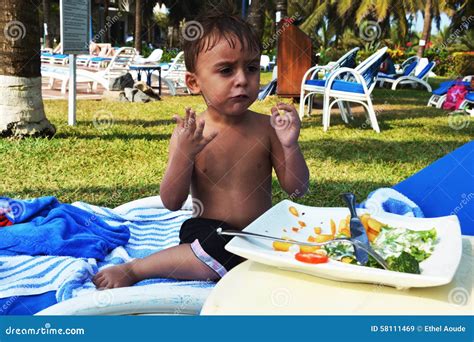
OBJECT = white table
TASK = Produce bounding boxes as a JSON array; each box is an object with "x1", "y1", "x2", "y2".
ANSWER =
[{"x1": 201, "y1": 237, "x2": 473, "y2": 315}]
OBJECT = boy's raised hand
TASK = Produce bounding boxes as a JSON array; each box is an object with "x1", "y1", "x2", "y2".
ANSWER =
[
  {"x1": 172, "y1": 108, "x2": 218, "y2": 158},
  {"x1": 270, "y1": 103, "x2": 301, "y2": 148}
]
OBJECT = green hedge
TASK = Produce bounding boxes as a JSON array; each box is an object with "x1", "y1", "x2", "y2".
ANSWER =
[{"x1": 449, "y1": 52, "x2": 474, "y2": 77}]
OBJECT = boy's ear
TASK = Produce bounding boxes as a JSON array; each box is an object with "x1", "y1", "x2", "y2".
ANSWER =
[{"x1": 185, "y1": 72, "x2": 201, "y2": 95}]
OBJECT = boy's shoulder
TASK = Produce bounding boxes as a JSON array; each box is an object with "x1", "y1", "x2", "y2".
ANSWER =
[{"x1": 247, "y1": 110, "x2": 273, "y2": 130}]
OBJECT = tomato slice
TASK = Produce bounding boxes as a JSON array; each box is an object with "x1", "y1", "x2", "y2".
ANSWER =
[{"x1": 295, "y1": 252, "x2": 329, "y2": 264}]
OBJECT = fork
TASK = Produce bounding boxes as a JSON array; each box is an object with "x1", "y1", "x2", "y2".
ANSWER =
[{"x1": 217, "y1": 228, "x2": 389, "y2": 270}]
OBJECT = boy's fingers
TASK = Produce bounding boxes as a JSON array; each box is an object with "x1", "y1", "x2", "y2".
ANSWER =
[
  {"x1": 173, "y1": 115, "x2": 184, "y2": 128},
  {"x1": 277, "y1": 102, "x2": 295, "y2": 113},
  {"x1": 184, "y1": 108, "x2": 191, "y2": 128},
  {"x1": 270, "y1": 106, "x2": 280, "y2": 117},
  {"x1": 189, "y1": 109, "x2": 197, "y2": 132},
  {"x1": 194, "y1": 119, "x2": 205, "y2": 138},
  {"x1": 277, "y1": 103, "x2": 300, "y2": 122}
]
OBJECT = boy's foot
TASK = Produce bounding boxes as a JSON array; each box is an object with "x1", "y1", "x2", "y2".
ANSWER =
[{"x1": 92, "y1": 262, "x2": 138, "y2": 289}]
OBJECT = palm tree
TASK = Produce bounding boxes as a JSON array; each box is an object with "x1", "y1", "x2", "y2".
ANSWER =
[
  {"x1": 417, "y1": 0, "x2": 432, "y2": 57},
  {"x1": 42, "y1": 0, "x2": 53, "y2": 48},
  {"x1": 0, "y1": 0, "x2": 55, "y2": 138},
  {"x1": 247, "y1": 0, "x2": 266, "y2": 41},
  {"x1": 134, "y1": 0, "x2": 142, "y2": 52},
  {"x1": 103, "y1": 0, "x2": 110, "y2": 43}
]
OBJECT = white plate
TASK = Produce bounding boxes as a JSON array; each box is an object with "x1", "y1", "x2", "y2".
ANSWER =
[{"x1": 225, "y1": 200, "x2": 462, "y2": 289}]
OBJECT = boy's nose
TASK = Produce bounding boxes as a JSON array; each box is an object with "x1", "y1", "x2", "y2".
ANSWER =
[{"x1": 234, "y1": 69, "x2": 248, "y2": 87}]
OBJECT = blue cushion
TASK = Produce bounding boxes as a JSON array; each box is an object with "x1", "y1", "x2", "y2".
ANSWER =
[
  {"x1": 305, "y1": 79, "x2": 364, "y2": 94},
  {"x1": 432, "y1": 81, "x2": 470, "y2": 96},
  {"x1": 465, "y1": 92, "x2": 474, "y2": 102},
  {"x1": 393, "y1": 141, "x2": 474, "y2": 235},
  {"x1": 403, "y1": 61, "x2": 417, "y2": 76},
  {"x1": 417, "y1": 62, "x2": 435, "y2": 79},
  {"x1": 377, "y1": 73, "x2": 396, "y2": 79},
  {"x1": 90, "y1": 57, "x2": 111, "y2": 62}
]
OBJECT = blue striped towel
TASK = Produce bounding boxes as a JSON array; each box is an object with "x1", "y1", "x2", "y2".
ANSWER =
[
  {"x1": 358, "y1": 188, "x2": 424, "y2": 217},
  {"x1": 0, "y1": 198, "x2": 214, "y2": 302}
]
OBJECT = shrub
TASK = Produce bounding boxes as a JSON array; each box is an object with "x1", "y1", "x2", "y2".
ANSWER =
[{"x1": 450, "y1": 52, "x2": 474, "y2": 76}]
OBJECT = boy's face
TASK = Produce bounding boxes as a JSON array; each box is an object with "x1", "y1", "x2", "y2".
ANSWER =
[{"x1": 186, "y1": 35, "x2": 260, "y2": 117}]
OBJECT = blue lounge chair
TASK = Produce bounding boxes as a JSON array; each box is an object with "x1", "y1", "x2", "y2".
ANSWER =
[
  {"x1": 320, "y1": 47, "x2": 388, "y2": 133},
  {"x1": 380, "y1": 58, "x2": 436, "y2": 91},
  {"x1": 459, "y1": 91, "x2": 474, "y2": 116},
  {"x1": 41, "y1": 53, "x2": 69, "y2": 65},
  {"x1": 299, "y1": 47, "x2": 360, "y2": 119},
  {"x1": 427, "y1": 76, "x2": 473, "y2": 108},
  {"x1": 377, "y1": 59, "x2": 418, "y2": 87},
  {"x1": 393, "y1": 141, "x2": 474, "y2": 236}
]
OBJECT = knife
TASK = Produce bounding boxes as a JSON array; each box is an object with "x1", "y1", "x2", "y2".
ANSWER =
[{"x1": 341, "y1": 192, "x2": 369, "y2": 265}]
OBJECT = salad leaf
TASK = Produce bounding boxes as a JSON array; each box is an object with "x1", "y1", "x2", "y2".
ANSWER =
[{"x1": 386, "y1": 252, "x2": 420, "y2": 274}]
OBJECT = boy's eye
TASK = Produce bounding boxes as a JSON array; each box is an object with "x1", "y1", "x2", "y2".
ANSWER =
[
  {"x1": 247, "y1": 65, "x2": 259, "y2": 73},
  {"x1": 219, "y1": 67, "x2": 232, "y2": 75}
]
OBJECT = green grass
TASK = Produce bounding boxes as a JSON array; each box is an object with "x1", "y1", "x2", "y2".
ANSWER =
[{"x1": 0, "y1": 76, "x2": 472, "y2": 208}]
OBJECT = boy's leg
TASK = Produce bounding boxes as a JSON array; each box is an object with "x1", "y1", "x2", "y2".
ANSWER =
[{"x1": 92, "y1": 243, "x2": 220, "y2": 289}]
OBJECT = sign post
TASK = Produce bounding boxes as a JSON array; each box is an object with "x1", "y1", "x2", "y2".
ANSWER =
[{"x1": 60, "y1": 0, "x2": 90, "y2": 126}]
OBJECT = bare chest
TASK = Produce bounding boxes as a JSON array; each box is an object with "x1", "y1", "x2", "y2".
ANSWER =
[{"x1": 193, "y1": 132, "x2": 271, "y2": 188}]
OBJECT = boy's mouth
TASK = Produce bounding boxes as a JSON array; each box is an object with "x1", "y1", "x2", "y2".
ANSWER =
[{"x1": 231, "y1": 94, "x2": 249, "y2": 101}]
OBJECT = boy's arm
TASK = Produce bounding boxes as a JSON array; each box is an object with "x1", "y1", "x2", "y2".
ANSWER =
[
  {"x1": 269, "y1": 103, "x2": 310, "y2": 197},
  {"x1": 160, "y1": 108, "x2": 217, "y2": 210}
]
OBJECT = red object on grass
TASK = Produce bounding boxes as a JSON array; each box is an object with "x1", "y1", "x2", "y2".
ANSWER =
[{"x1": 0, "y1": 214, "x2": 13, "y2": 227}]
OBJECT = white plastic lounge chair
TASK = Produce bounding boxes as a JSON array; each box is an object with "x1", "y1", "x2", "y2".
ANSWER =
[
  {"x1": 322, "y1": 47, "x2": 388, "y2": 133},
  {"x1": 42, "y1": 48, "x2": 136, "y2": 94},
  {"x1": 395, "y1": 55, "x2": 419, "y2": 74},
  {"x1": 41, "y1": 65, "x2": 110, "y2": 94},
  {"x1": 151, "y1": 51, "x2": 189, "y2": 96},
  {"x1": 427, "y1": 76, "x2": 474, "y2": 108},
  {"x1": 41, "y1": 53, "x2": 69, "y2": 65},
  {"x1": 459, "y1": 92, "x2": 474, "y2": 116},
  {"x1": 377, "y1": 59, "x2": 418, "y2": 87},
  {"x1": 91, "y1": 47, "x2": 136, "y2": 91},
  {"x1": 260, "y1": 55, "x2": 271, "y2": 72},
  {"x1": 299, "y1": 47, "x2": 360, "y2": 119},
  {"x1": 382, "y1": 58, "x2": 436, "y2": 91},
  {"x1": 134, "y1": 48, "x2": 164, "y2": 64}
]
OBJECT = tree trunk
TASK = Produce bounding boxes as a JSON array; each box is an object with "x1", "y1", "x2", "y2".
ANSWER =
[
  {"x1": 0, "y1": 0, "x2": 55, "y2": 138},
  {"x1": 134, "y1": 0, "x2": 142, "y2": 53},
  {"x1": 42, "y1": 0, "x2": 53, "y2": 48},
  {"x1": 247, "y1": 0, "x2": 265, "y2": 42},
  {"x1": 417, "y1": 0, "x2": 432, "y2": 58},
  {"x1": 103, "y1": 0, "x2": 110, "y2": 42}
]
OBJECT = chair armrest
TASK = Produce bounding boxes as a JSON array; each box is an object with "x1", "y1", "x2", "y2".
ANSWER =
[{"x1": 325, "y1": 67, "x2": 370, "y2": 94}]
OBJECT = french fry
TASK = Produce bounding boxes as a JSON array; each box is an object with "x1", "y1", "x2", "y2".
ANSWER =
[
  {"x1": 289, "y1": 206, "x2": 299, "y2": 217},
  {"x1": 273, "y1": 237, "x2": 294, "y2": 252},
  {"x1": 367, "y1": 218, "x2": 383, "y2": 232},
  {"x1": 367, "y1": 231, "x2": 378, "y2": 243},
  {"x1": 330, "y1": 219, "x2": 336, "y2": 236},
  {"x1": 368, "y1": 228, "x2": 380, "y2": 237},
  {"x1": 360, "y1": 214, "x2": 370, "y2": 231},
  {"x1": 299, "y1": 245, "x2": 320, "y2": 253},
  {"x1": 298, "y1": 221, "x2": 307, "y2": 227},
  {"x1": 339, "y1": 219, "x2": 347, "y2": 232},
  {"x1": 313, "y1": 234, "x2": 334, "y2": 243},
  {"x1": 340, "y1": 228, "x2": 351, "y2": 237},
  {"x1": 314, "y1": 227, "x2": 322, "y2": 234}
]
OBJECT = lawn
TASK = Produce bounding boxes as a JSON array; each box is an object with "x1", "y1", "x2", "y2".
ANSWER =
[{"x1": 0, "y1": 75, "x2": 472, "y2": 208}]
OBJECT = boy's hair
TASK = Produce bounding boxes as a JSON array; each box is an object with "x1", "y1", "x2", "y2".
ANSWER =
[{"x1": 183, "y1": 11, "x2": 261, "y2": 73}]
